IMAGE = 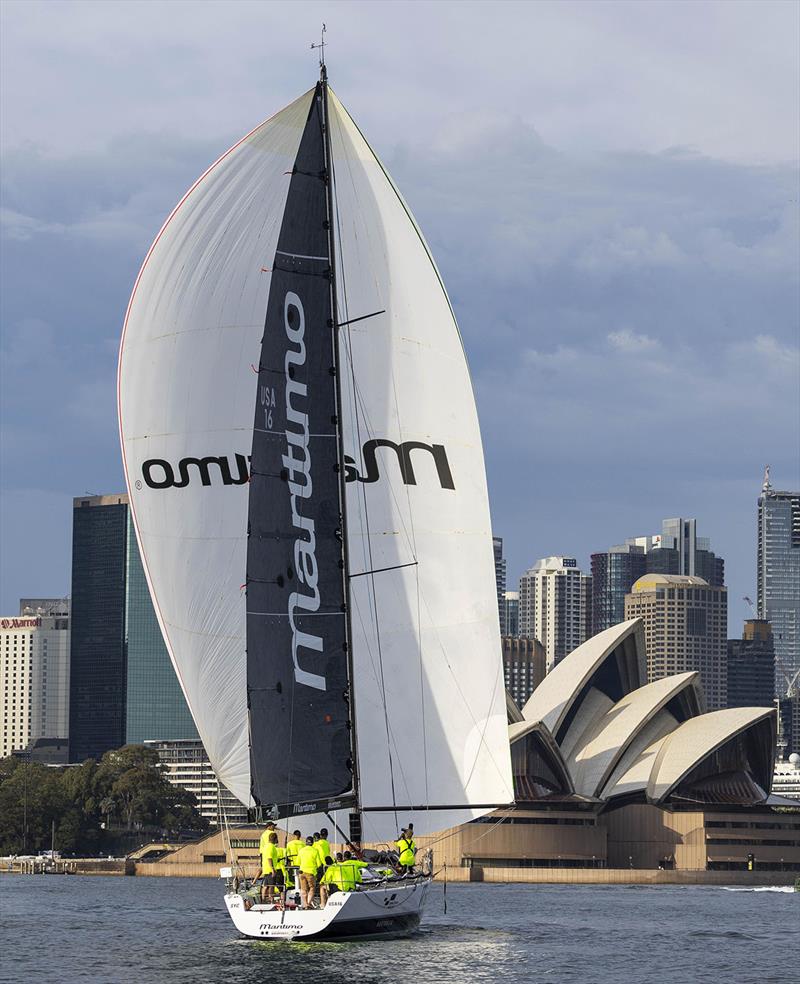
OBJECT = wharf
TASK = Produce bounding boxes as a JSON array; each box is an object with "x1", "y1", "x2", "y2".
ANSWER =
[{"x1": 1, "y1": 858, "x2": 133, "y2": 876}]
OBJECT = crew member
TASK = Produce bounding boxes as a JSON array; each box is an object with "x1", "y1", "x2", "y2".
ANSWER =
[
  {"x1": 284, "y1": 829, "x2": 304, "y2": 889},
  {"x1": 259, "y1": 831, "x2": 280, "y2": 903},
  {"x1": 319, "y1": 855, "x2": 340, "y2": 907},
  {"x1": 312, "y1": 832, "x2": 325, "y2": 880},
  {"x1": 275, "y1": 840, "x2": 288, "y2": 904},
  {"x1": 297, "y1": 836, "x2": 320, "y2": 909},
  {"x1": 395, "y1": 827, "x2": 416, "y2": 873},
  {"x1": 316, "y1": 828, "x2": 332, "y2": 872},
  {"x1": 258, "y1": 821, "x2": 277, "y2": 868},
  {"x1": 341, "y1": 850, "x2": 369, "y2": 890}
]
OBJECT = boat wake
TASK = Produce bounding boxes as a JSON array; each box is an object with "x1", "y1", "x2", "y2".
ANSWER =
[{"x1": 719, "y1": 886, "x2": 794, "y2": 893}]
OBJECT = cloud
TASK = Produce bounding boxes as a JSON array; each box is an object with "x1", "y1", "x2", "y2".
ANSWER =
[
  {"x1": 1, "y1": 1, "x2": 798, "y2": 163},
  {"x1": 0, "y1": 1, "x2": 798, "y2": 629},
  {"x1": 607, "y1": 329, "x2": 661, "y2": 353}
]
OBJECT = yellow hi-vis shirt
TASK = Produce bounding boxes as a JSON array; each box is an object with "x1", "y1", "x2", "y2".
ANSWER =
[
  {"x1": 275, "y1": 846, "x2": 287, "y2": 875},
  {"x1": 261, "y1": 841, "x2": 278, "y2": 876},
  {"x1": 395, "y1": 837, "x2": 416, "y2": 866},
  {"x1": 316, "y1": 838, "x2": 332, "y2": 866},
  {"x1": 321, "y1": 863, "x2": 345, "y2": 889},
  {"x1": 285, "y1": 838, "x2": 304, "y2": 867},
  {"x1": 340, "y1": 858, "x2": 368, "y2": 890},
  {"x1": 297, "y1": 844, "x2": 319, "y2": 875},
  {"x1": 259, "y1": 828, "x2": 274, "y2": 857}
]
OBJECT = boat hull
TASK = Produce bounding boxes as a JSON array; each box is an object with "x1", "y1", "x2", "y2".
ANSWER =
[{"x1": 225, "y1": 878, "x2": 431, "y2": 941}]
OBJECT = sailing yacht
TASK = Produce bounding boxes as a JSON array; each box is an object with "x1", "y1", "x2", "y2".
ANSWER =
[{"x1": 118, "y1": 60, "x2": 514, "y2": 940}]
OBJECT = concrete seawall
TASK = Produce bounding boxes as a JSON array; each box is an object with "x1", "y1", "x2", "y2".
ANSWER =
[
  {"x1": 134, "y1": 861, "x2": 796, "y2": 887},
  {"x1": 3, "y1": 859, "x2": 794, "y2": 886}
]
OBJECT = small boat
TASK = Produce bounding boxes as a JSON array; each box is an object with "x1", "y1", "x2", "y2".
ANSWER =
[{"x1": 118, "y1": 46, "x2": 514, "y2": 941}]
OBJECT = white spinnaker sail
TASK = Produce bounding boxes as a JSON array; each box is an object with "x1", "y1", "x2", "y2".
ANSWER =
[
  {"x1": 328, "y1": 93, "x2": 514, "y2": 840},
  {"x1": 118, "y1": 91, "x2": 315, "y2": 804},
  {"x1": 119, "y1": 84, "x2": 514, "y2": 831}
]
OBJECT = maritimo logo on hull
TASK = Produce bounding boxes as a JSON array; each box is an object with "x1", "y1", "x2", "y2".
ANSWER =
[{"x1": 138, "y1": 441, "x2": 455, "y2": 491}]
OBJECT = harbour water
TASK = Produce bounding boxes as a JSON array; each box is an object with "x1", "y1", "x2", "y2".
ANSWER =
[{"x1": 0, "y1": 875, "x2": 795, "y2": 984}]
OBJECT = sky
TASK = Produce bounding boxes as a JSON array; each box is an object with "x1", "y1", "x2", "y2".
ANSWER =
[{"x1": 1, "y1": 0, "x2": 798, "y2": 630}]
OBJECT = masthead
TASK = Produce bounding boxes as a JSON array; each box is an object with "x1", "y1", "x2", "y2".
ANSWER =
[{"x1": 311, "y1": 23, "x2": 327, "y2": 81}]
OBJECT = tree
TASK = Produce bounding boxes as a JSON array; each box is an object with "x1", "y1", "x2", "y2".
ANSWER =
[
  {"x1": 95, "y1": 745, "x2": 207, "y2": 834},
  {"x1": 0, "y1": 757, "x2": 72, "y2": 854},
  {"x1": 0, "y1": 745, "x2": 207, "y2": 856}
]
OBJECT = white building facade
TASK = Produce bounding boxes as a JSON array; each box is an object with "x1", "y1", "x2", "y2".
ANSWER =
[
  {"x1": 519, "y1": 557, "x2": 592, "y2": 671},
  {"x1": 1, "y1": 602, "x2": 70, "y2": 758},
  {"x1": 144, "y1": 738, "x2": 248, "y2": 824}
]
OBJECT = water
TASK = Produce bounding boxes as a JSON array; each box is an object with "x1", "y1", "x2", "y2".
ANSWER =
[{"x1": 0, "y1": 876, "x2": 796, "y2": 984}]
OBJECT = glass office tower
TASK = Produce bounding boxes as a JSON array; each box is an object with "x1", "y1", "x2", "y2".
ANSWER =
[
  {"x1": 124, "y1": 518, "x2": 197, "y2": 743},
  {"x1": 69, "y1": 494, "x2": 197, "y2": 762},
  {"x1": 757, "y1": 476, "x2": 800, "y2": 696},
  {"x1": 726, "y1": 620, "x2": 775, "y2": 709}
]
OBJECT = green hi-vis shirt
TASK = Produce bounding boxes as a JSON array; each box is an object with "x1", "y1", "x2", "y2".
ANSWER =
[
  {"x1": 297, "y1": 845, "x2": 320, "y2": 875},
  {"x1": 340, "y1": 859, "x2": 368, "y2": 890},
  {"x1": 275, "y1": 846, "x2": 287, "y2": 874},
  {"x1": 395, "y1": 837, "x2": 416, "y2": 866},
  {"x1": 285, "y1": 839, "x2": 304, "y2": 866},
  {"x1": 259, "y1": 828, "x2": 275, "y2": 855},
  {"x1": 261, "y1": 841, "x2": 278, "y2": 875},
  {"x1": 321, "y1": 863, "x2": 346, "y2": 889},
  {"x1": 316, "y1": 839, "x2": 332, "y2": 866}
]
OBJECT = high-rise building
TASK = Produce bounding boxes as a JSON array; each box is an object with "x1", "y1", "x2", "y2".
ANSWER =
[
  {"x1": 1, "y1": 602, "x2": 70, "y2": 758},
  {"x1": 625, "y1": 574, "x2": 728, "y2": 710},
  {"x1": 69, "y1": 494, "x2": 197, "y2": 762},
  {"x1": 757, "y1": 472, "x2": 800, "y2": 696},
  {"x1": 777, "y1": 694, "x2": 800, "y2": 760},
  {"x1": 591, "y1": 518, "x2": 724, "y2": 636},
  {"x1": 503, "y1": 591, "x2": 519, "y2": 638},
  {"x1": 726, "y1": 620, "x2": 775, "y2": 710},
  {"x1": 591, "y1": 544, "x2": 647, "y2": 636},
  {"x1": 493, "y1": 536, "x2": 507, "y2": 634},
  {"x1": 123, "y1": 516, "x2": 196, "y2": 745},
  {"x1": 519, "y1": 557, "x2": 592, "y2": 671},
  {"x1": 502, "y1": 636, "x2": 546, "y2": 709},
  {"x1": 144, "y1": 739, "x2": 248, "y2": 825}
]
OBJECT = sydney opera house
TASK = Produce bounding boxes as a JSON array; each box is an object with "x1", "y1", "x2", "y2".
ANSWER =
[
  {"x1": 144, "y1": 618, "x2": 800, "y2": 877},
  {"x1": 425, "y1": 619, "x2": 800, "y2": 873}
]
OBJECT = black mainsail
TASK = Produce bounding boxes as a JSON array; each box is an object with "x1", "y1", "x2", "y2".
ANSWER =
[{"x1": 246, "y1": 83, "x2": 353, "y2": 816}]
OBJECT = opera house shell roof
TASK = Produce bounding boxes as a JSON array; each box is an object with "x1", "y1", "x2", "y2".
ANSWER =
[{"x1": 508, "y1": 619, "x2": 778, "y2": 808}]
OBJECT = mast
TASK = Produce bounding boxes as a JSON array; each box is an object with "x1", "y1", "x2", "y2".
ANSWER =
[{"x1": 319, "y1": 60, "x2": 362, "y2": 839}]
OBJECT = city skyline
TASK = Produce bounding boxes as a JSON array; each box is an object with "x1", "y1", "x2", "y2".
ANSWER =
[
  {"x1": 3, "y1": 478, "x2": 797, "y2": 636},
  {"x1": 1, "y1": 2, "x2": 798, "y2": 635}
]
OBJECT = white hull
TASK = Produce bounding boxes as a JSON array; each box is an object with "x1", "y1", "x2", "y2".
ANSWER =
[{"x1": 225, "y1": 878, "x2": 431, "y2": 941}]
